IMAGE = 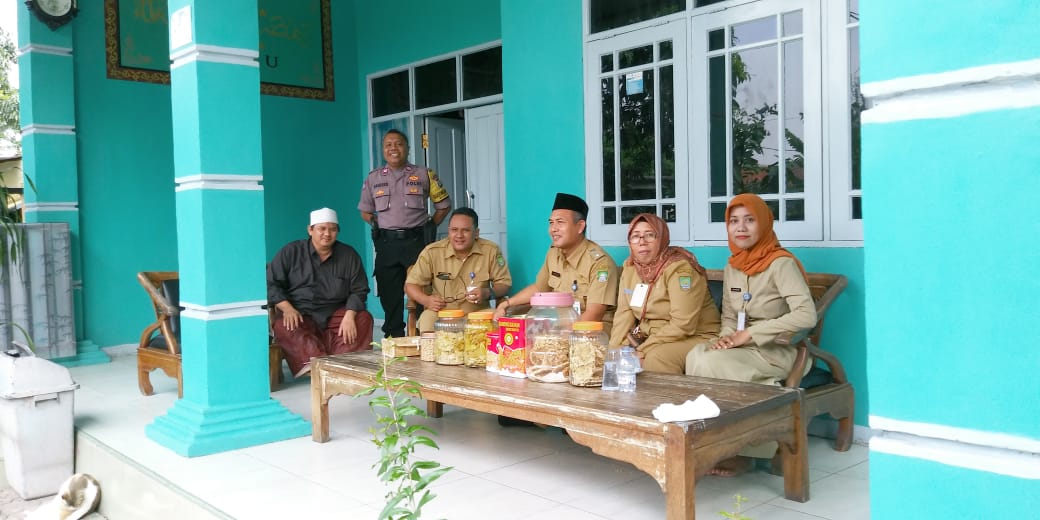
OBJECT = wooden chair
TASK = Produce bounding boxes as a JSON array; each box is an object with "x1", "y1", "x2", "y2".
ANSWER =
[
  {"x1": 705, "y1": 269, "x2": 853, "y2": 451},
  {"x1": 406, "y1": 297, "x2": 419, "y2": 337},
  {"x1": 136, "y1": 272, "x2": 284, "y2": 397}
]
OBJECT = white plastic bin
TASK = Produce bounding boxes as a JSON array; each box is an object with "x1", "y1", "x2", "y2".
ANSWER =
[{"x1": 0, "y1": 342, "x2": 79, "y2": 499}]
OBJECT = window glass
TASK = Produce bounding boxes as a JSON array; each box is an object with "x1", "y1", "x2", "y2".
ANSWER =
[
  {"x1": 462, "y1": 47, "x2": 502, "y2": 100},
  {"x1": 619, "y1": 45, "x2": 653, "y2": 69},
  {"x1": 601, "y1": 54, "x2": 614, "y2": 73},
  {"x1": 658, "y1": 40, "x2": 673, "y2": 60},
  {"x1": 731, "y1": 16, "x2": 775, "y2": 46},
  {"x1": 660, "y1": 65, "x2": 675, "y2": 199},
  {"x1": 619, "y1": 70, "x2": 656, "y2": 200},
  {"x1": 849, "y1": 24, "x2": 862, "y2": 212},
  {"x1": 621, "y1": 205, "x2": 657, "y2": 223},
  {"x1": 415, "y1": 58, "x2": 457, "y2": 109},
  {"x1": 601, "y1": 77, "x2": 616, "y2": 202},
  {"x1": 371, "y1": 70, "x2": 409, "y2": 117},
  {"x1": 590, "y1": 0, "x2": 684, "y2": 33}
]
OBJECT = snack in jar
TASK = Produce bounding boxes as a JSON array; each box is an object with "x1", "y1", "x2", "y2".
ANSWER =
[
  {"x1": 569, "y1": 321, "x2": 607, "y2": 387},
  {"x1": 525, "y1": 292, "x2": 579, "y2": 383},
  {"x1": 420, "y1": 332, "x2": 436, "y2": 362},
  {"x1": 434, "y1": 309, "x2": 466, "y2": 365},
  {"x1": 464, "y1": 311, "x2": 494, "y2": 367}
]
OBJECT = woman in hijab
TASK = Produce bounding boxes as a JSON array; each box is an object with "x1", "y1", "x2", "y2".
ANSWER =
[
  {"x1": 608, "y1": 213, "x2": 720, "y2": 374},
  {"x1": 686, "y1": 193, "x2": 817, "y2": 476}
]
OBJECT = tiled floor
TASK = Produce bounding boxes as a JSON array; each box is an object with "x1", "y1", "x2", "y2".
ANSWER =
[{"x1": 68, "y1": 354, "x2": 870, "y2": 519}]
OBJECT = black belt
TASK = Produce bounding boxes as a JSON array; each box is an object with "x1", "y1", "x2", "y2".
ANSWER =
[{"x1": 381, "y1": 227, "x2": 424, "y2": 240}]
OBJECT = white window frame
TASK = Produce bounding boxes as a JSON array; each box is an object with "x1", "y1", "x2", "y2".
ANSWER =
[
  {"x1": 584, "y1": 20, "x2": 689, "y2": 247},
  {"x1": 582, "y1": 0, "x2": 863, "y2": 246}
]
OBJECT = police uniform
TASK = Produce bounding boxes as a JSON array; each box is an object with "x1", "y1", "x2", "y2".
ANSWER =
[
  {"x1": 684, "y1": 257, "x2": 816, "y2": 458},
  {"x1": 533, "y1": 238, "x2": 619, "y2": 330},
  {"x1": 406, "y1": 237, "x2": 512, "y2": 332},
  {"x1": 609, "y1": 261, "x2": 720, "y2": 374},
  {"x1": 358, "y1": 163, "x2": 451, "y2": 337}
]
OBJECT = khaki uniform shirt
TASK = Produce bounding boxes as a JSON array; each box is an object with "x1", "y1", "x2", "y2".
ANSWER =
[
  {"x1": 721, "y1": 257, "x2": 817, "y2": 348},
  {"x1": 407, "y1": 238, "x2": 511, "y2": 330},
  {"x1": 533, "y1": 238, "x2": 619, "y2": 328},
  {"x1": 609, "y1": 261, "x2": 721, "y2": 351}
]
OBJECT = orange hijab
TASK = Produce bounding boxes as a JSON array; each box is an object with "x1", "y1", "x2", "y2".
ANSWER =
[
  {"x1": 726, "y1": 194, "x2": 806, "y2": 279},
  {"x1": 625, "y1": 213, "x2": 706, "y2": 284}
]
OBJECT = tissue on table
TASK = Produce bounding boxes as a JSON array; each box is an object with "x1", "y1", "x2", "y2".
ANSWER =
[{"x1": 651, "y1": 394, "x2": 720, "y2": 422}]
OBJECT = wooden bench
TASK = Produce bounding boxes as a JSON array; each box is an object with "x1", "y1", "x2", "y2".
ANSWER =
[
  {"x1": 311, "y1": 351, "x2": 810, "y2": 520},
  {"x1": 704, "y1": 269, "x2": 853, "y2": 451}
]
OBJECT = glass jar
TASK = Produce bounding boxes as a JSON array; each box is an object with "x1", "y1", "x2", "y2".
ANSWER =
[
  {"x1": 525, "y1": 292, "x2": 578, "y2": 382},
  {"x1": 569, "y1": 321, "x2": 607, "y2": 387},
  {"x1": 464, "y1": 311, "x2": 494, "y2": 367},
  {"x1": 434, "y1": 309, "x2": 466, "y2": 365},
  {"x1": 419, "y1": 332, "x2": 436, "y2": 362}
]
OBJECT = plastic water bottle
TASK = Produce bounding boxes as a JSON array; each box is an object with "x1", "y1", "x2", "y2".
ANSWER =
[
  {"x1": 618, "y1": 346, "x2": 638, "y2": 392},
  {"x1": 602, "y1": 348, "x2": 620, "y2": 391}
]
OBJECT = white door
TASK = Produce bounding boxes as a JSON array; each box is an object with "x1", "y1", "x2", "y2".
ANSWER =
[
  {"x1": 424, "y1": 116, "x2": 467, "y2": 239},
  {"x1": 464, "y1": 103, "x2": 507, "y2": 258}
]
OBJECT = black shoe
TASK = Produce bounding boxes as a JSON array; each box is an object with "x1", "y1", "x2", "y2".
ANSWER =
[{"x1": 497, "y1": 415, "x2": 536, "y2": 427}]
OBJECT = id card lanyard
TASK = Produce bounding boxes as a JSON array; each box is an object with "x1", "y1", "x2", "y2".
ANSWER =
[
  {"x1": 736, "y1": 275, "x2": 752, "y2": 331},
  {"x1": 571, "y1": 280, "x2": 582, "y2": 316}
]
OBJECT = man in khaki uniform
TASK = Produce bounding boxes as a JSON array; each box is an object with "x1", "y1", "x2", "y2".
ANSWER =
[
  {"x1": 406, "y1": 207, "x2": 511, "y2": 333},
  {"x1": 494, "y1": 193, "x2": 619, "y2": 330}
]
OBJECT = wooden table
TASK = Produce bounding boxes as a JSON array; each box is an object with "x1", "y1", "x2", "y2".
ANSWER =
[{"x1": 311, "y1": 351, "x2": 809, "y2": 520}]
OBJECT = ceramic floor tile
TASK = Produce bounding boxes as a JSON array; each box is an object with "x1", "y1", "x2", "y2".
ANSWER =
[
  {"x1": 206, "y1": 477, "x2": 363, "y2": 519},
  {"x1": 481, "y1": 444, "x2": 645, "y2": 504},
  {"x1": 417, "y1": 475, "x2": 562, "y2": 520},
  {"x1": 836, "y1": 460, "x2": 869, "y2": 481},
  {"x1": 238, "y1": 434, "x2": 375, "y2": 477},
  {"x1": 744, "y1": 503, "x2": 831, "y2": 519},
  {"x1": 571, "y1": 472, "x2": 667, "y2": 519},
  {"x1": 807, "y1": 436, "x2": 869, "y2": 473},
  {"x1": 767, "y1": 473, "x2": 870, "y2": 520},
  {"x1": 522, "y1": 504, "x2": 610, "y2": 519}
]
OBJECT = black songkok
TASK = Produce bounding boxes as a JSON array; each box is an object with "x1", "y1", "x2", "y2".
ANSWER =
[{"x1": 552, "y1": 193, "x2": 588, "y2": 218}]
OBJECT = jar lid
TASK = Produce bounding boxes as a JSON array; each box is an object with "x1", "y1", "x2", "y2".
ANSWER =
[
  {"x1": 572, "y1": 321, "x2": 603, "y2": 331},
  {"x1": 530, "y1": 291, "x2": 574, "y2": 307},
  {"x1": 468, "y1": 310, "x2": 494, "y2": 320},
  {"x1": 437, "y1": 309, "x2": 466, "y2": 318}
]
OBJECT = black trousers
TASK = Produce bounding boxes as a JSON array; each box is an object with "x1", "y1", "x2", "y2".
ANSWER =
[{"x1": 373, "y1": 233, "x2": 424, "y2": 337}]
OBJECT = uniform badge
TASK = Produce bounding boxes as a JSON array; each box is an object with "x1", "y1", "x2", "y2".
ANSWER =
[
  {"x1": 497, "y1": 255, "x2": 505, "y2": 267},
  {"x1": 596, "y1": 270, "x2": 608, "y2": 282},
  {"x1": 375, "y1": 190, "x2": 385, "y2": 196},
  {"x1": 409, "y1": 187, "x2": 419, "y2": 193},
  {"x1": 409, "y1": 175, "x2": 419, "y2": 181},
  {"x1": 679, "y1": 276, "x2": 692, "y2": 290}
]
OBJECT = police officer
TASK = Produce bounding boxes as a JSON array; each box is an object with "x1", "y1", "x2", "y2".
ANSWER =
[
  {"x1": 405, "y1": 207, "x2": 512, "y2": 333},
  {"x1": 493, "y1": 193, "x2": 619, "y2": 330},
  {"x1": 359, "y1": 129, "x2": 451, "y2": 338}
]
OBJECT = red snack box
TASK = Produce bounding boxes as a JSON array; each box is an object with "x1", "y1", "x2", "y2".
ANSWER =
[{"x1": 498, "y1": 317, "x2": 527, "y2": 378}]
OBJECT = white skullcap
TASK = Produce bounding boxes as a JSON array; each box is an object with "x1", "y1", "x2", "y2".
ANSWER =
[{"x1": 310, "y1": 207, "x2": 338, "y2": 226}]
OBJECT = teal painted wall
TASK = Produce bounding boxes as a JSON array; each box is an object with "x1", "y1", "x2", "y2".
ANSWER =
[
  {"x1": 871, "y1": 452, "x2": 1040, "y2": 518},
  {"x1": 71, "y1": 2, "x2": 361, "y2": 347},
  {"x1": 864, "y1": 108, "x2": 1040, "y2": 437}
]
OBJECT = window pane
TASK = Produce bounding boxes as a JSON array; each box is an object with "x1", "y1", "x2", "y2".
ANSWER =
[
  {"x1": 415, "y1": 58, "x2": 456, "y2": 109},
  {"x1": 852, "y1": 196, "x2": 862, "y2": 219},
  {"x1": 662, "y1": 204, "x2": 676, "y2": 223},
  {"x1": 710, "y1": 202, "x2": 726, "y2": 223},
  {"x1": 603, "y1": 207, "x2": 617, "y2": 225},
  {"x1": 708, "y1": 29, "x2": 725, "y2": 51},
  {"x1": 660, "y1": 65, "x2": 675, "y2": 198},
  {"x1": 782, "y1": 11, "x2": 802, "y2": 37},
  {"x1": 371, "y1": 70, "x2": 409, "y2": 117},
  {"x1": 601, "y1": 77, "x2": 616, "y2": 202},
  {"x1": 619, "y1": 70, "x2": 656, "y2": 200},
  {"x1": 785, "y1": 199, "x2": 804, "y2": 221},
  {"x1": 764, "y1": 199, "x2": 780, "y2": 219},
  {"x1": 732, "y1": 45, "x2": 779, "y2": 196},
  {"x1": 731, "y1": 16, "x2": 775, "y2": 47},
  {"x1": 696, "y1": 0, "x2": 728, "y2": 7},
  {"x1": 659, "y1": 40, "x2": 672, "y2": 60},
  {"x1": 708, "y1": 55, "x2": 727, "y2": 196},
  {"x1": 850, "y1": 26, "x2": 861, "y2": 192},
  {"x1": 601, "y1": 53, "x2": 613, "y2": 73},
  {"x1": 783, "y1": 39, "x2": 804, "y2": 194},
  {"x1": 619, "y1": 45, "x2": 653, "y2": 68},
  {"x1": 621, "y1": 205, "x2": 656, "y2": 223},
  {"x1": 462, "y1": 47, "x2": 502, "y2": 100},
  {"x1": 590, "y1": 0, "x2": 684, "y2": 33}
]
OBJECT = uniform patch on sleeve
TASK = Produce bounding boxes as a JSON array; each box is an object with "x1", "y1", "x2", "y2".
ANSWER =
[
  {"x1": 678, "y1": 276, "x2": 692, "y2": 290},
  {"x1": 596, "y1": 270, "x2": 608, "y2": 282},
  {"x1": 497, "y1": 255, "x2": 505, "y2": 267}
]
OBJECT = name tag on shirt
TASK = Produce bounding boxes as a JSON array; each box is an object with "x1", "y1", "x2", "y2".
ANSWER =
[
  {"x1": 630, "y1": 283, "x2": 649, "y2": 308},
  {"x1": 737, "y1": 311, "x2": 747, "y2": 331}
]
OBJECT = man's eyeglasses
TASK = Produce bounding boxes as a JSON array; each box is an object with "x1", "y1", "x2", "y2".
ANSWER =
[
  {"x1": 628, "y1": 232, "x2": 658, "y2": 244},
  {"x1": 443, "y1": 292, "x2": 468, "y2": 304}
]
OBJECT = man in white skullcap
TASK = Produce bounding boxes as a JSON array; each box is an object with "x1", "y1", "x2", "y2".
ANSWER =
[{"x1": 267, "y1": 208, "x2": 373, "y2": 377}]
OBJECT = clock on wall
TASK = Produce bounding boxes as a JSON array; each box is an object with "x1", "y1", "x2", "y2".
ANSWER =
[{"x1": 26, "y1": 0, "x2": 79, "y2": 30}]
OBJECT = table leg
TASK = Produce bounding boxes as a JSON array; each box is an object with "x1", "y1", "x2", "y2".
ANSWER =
[
  {"x1": 664, "y1": 425, "x2": 695, "y2": 520},
  {"x1": 427, "y1": 400, "x2": 443, "y2": 418},
  {"x1": 311, "y1": 369, "x2": 330, "y2": 442},
  {"x1": 781, "y1": 397, "x2": 810, "y2": 502}
]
